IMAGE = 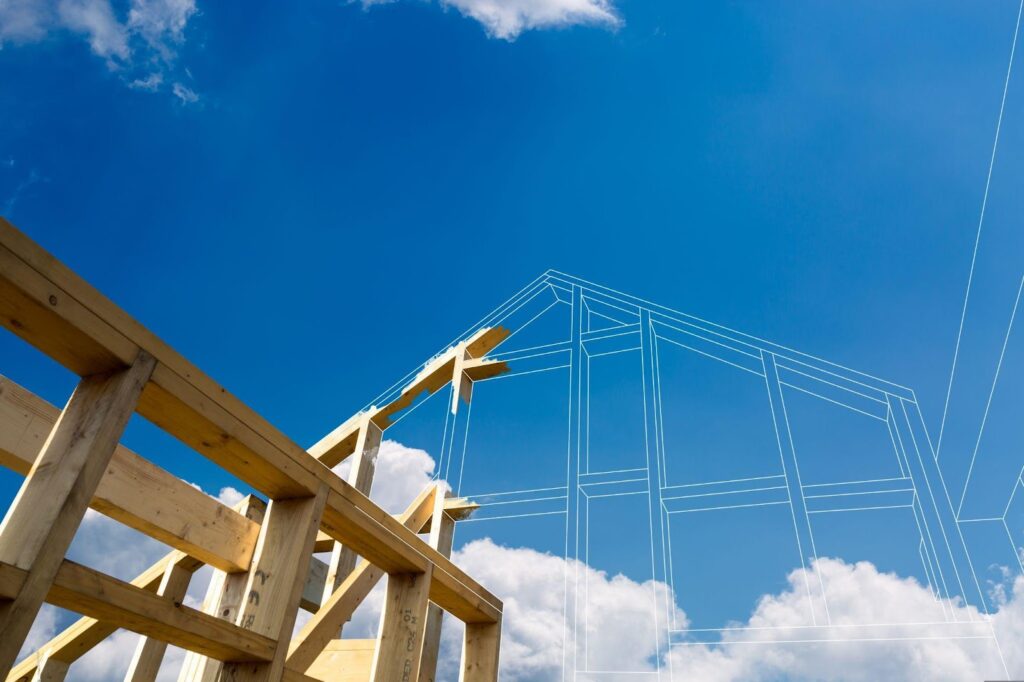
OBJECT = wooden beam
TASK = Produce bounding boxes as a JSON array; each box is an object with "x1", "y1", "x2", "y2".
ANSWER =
[
  {"x1": 27, "y1": 649, "x2": 67, "y2": 682},
  {"x1": 461, "y1": 357, "x2": 510, "y2": 382},
  {"x1": 0, "y1": 219, "x2": 502, "y2": 627},
  {"x1": 0, "y1": 559, "x2": 274, "y2": 663},
  {"x1": 7, "y1": 547, "x2": 204, "y2": 682},
  {"x1": 317, "y1": 481, "x2": 500, "y2": 624},
  {"x1": 459, "y1": 620, "x2": 501, "y2": 682},
  {"x1": 0, "y1": 232, "x2": 135, "y2": 376},
  {"x1": 369, "y1": 565, "x2": 433, "y2": 682},
  {"x1": 310, "y1": 497, "x2": 475, "y2": 552},
  {"x1": 178, "y1": 496, "x2": 267, "y2": 682},
  {"x1": 291, "y1": 564, "x2": 383, "y2": 675},
  {"x1": 9, "y1": 496, "x2": 276, "y2": 682},
  {"x1": 307, "y1": 327, "x2": 510, "y2": 469},
  {"x1": 304, "y1": 639, "x2": 375, "y2": 682},
  {"x1": 0, "y1": 352, "x2": 155, "y2": 671},
  {"x1": 0, "y1": 374, "x2": 261, "y2": 573},
  {"x1": 321, "y1": 416, "x2": 381, "y2": 630},
  {"x1": 8, "y1": 615, "x2": 113, "y2": 682},
  {"x1": 418, "y1": 489, "x2": 456, "y2": 682},
  {"x1": 124, "y1": 560, "x2": 194, "y2": 682},
  {"x1": 300, "y1": 558, "x2": 328, "y2": 613},
  {"x1": 286, "y1": 484, "x2": 438, "y2": 673},
  {"x1": 217, "y1": 487, "x2": 328, "y2": 682},
  {"x1": 0, "y1": 219, "x2": 319, "y2": 498}
]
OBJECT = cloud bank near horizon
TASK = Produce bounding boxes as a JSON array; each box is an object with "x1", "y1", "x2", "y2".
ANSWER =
[{"x1": 14, "y1": 439, "x2": 1024, "y2": 681}]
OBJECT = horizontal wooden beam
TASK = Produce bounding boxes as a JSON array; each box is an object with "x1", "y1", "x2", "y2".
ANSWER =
[
  {"x1": 304, "y1": 639, "x2": 374, "y2": 682},
  {"x1": 0, "y1": 219, "x2": 502, "y2": 625},
  {"x1": 6, "y1": 615, "x2": 114, "y2": 682},
  {"x1": 308, "y1": 328, "x2": 510, "y2": 468},
  {"x1": 462, "y1": 357, "x2": 510, "y2": 382},
  {"x1": 0, "y1": 557, "x2": 274, "y2": 665},
  {"x1": 5, "y1": 548, "x2": 208, "y2": 682},
  {"x1": 6, "y1": 498, "x2": 271, "y2": 681},
  {"x1": 310, "y1": 497, "x2": 476, "y2": 553},
  {"x1": 0, "y1": 374, "x2": 260, "y2": 573}
]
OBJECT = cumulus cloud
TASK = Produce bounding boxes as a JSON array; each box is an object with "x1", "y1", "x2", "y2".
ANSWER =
[
  {"x1": 439, "y1": 538, "x2": 681, "y2": 679},
  {"x1": 24, "y1": 437, "x2": 1024, "y2": 682},
  {"x1": 333, "y1": 438, "x2": 446, "y2": 514},
  {"x1": 667, "y1": 558, "x2": 1014, "y2": 682},
  {"x1": 440, "y1": 0, "x2": 620, "y2": 40},
  {"x1": 0, "y1": 0, "x2": 198, "y2": 99},
  {"x1": 359, "y1": 0, "x2": 621, "y2": 41},
  {"x1": 17, "y1": 604, "x2": 61, "y2": 661},
  {"x1": 431, "y1": 550, "x2": 1024, "y2": 682}
]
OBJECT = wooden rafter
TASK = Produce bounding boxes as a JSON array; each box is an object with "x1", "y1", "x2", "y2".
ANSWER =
[
  {"x1": 0, "y1": 375, "x2": 261, "y2": 573},
  {"x1": 0, "y1": 218, "x2": 507, "y2": 682}
]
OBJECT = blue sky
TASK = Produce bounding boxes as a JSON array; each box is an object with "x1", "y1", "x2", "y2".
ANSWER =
[{"x1": 2, "y1": 0, "x2": 1024, "y2": 679}]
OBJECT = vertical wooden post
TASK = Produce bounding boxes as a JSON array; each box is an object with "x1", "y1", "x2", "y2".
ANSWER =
[
  {"x1": 369, "y1": 565, "x2": 434, "y2": 682},
  {"x1": 30, "y1": 648, "x2": 69, "y2": 682},
  {"x1": 0, "y1": 352, "x2": 155, "y2": 671},
  {"x1": 123, "y1": 559, "x2": 193, "y2": 682},
  {"x1": 178, "y1": 496, "x2": 266, "y2": 682},
  {"x1": 216, "y1": 486, "x2": 327, "y2": 682},
  {"x1": 321, "y1": 415, "x2": 382, "y2": 615},
  {"x1": 417, "y1": 485, "x2": 456, "y2": 682},
  {"x1": 459, "y1": 619, "x2": 501, "y2": 682}
]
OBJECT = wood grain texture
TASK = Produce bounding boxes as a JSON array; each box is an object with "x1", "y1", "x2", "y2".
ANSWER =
[
  {"x1": 0, "y1": 374, "x2": 260, "y2": 573},
  {"x1": 0, "y1": 352, "x2": 155, "y2": 671}
]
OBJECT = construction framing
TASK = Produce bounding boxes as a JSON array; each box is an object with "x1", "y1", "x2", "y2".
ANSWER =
[
  {"x1": 0, "y1": 218, "x2": 506, "y2": 682},
  {"x1": 421, "y1": 270, "x2": 997, "y2": 681}
]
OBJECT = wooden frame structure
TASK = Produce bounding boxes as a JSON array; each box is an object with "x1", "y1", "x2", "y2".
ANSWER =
[{"x1": 0, "y1": 218, "x2": 507, "y2": 681}]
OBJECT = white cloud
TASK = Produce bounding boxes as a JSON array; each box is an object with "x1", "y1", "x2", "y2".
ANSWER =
[
  {"x1": 0, "y1": 0, "x2": 55, "y2": 43},
  {"x1": 68, "y1": 509, "x2": 170, "y2": 580},
  {"x1": 665, "y1": 558, "x2": 1013, "y2": 682},
  {"x1": 129, "y1": 71, "x2": 163, "y2": 90},
  {"x1": 2, "y1": 167, "x2": 44, "y2": 217},
  {"x1": 437, "y1": 538, "x2": 681, "y2": 680},
  {"x1": 171, "y1": 81, "x2": 198, "y2": 103},
  {"x1": 0, "y1": 0, "x2": 198, "y2": 97},
  {"x1": 17, "y1": 604, "x2": 61, "y2": 661},
  {"x1": 57, "y1": 0, "x2": 128, "y2": 61},
  {"x1": 214, "y1": 485, "x2": 244, "y2": 507},
  {"x1": 359, "y1": 0, "x2": 621, "y2": 41},
  {"x1": 29, "y1": 438, "x2": 1024, "y2": 682},
  {"x1": 440, "y1": 0, "x2": 620, "y2": 40},
  {"x1": 128, "y1": 0, "x2": 196, "y2": 59},
  {"x1": 333, "y1": 438, "x2": 447, "y2": 514},
  {"x1": 428, "y1": 550, "x2": 1024, "y2": 682}
]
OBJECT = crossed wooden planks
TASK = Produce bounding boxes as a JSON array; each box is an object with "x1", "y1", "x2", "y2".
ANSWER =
[{"x1": 0, "y1": 217, "x2": 506, "y2": 680}]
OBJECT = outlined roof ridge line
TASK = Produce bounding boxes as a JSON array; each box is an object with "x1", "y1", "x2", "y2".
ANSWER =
[{"x1": 545, "y1": 270, "x2": 914, "y2": 397}]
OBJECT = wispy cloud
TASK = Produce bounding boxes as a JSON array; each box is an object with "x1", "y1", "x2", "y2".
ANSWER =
[
  {"x1": 2, "y1": 166, "x2": 45, "y2": 217},
  {"x1": 57, "y1": 0, "x2": 130, "y2": 62},
  {"x1": 171, "y1": 80, "x2": 198, "y2": 104},
  {"x1": 359, "y1": 0, "x2": 621, "y2": 41},
  {"x1": 0, "y1": 0, "x2": 199, "y2": 101},
  {"x1": 129, "y1": 71, "x2": 163, "y2": 91}
]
